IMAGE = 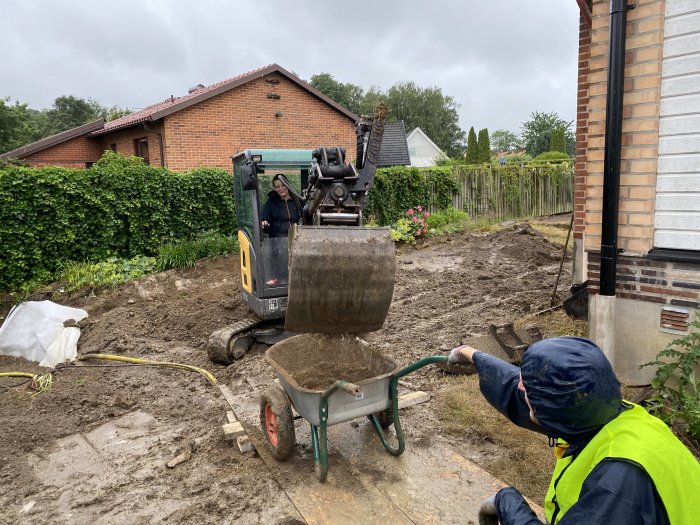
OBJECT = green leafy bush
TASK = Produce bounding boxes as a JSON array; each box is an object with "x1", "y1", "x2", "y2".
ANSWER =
[
  {"x1": 426, "y1": 207, "x2": 469, "y2": 231},
  {"x1": 532, "y1": 151, "x2": 571, "y2": 162},
  {"x1": 642, "y1": 321, "x2": 700, "y2": 440},
  {"x1": 59, "y1": 255, "x2": 157, "y2": 291},
  {"x1": 368, "y1": 166, "x2": 458, "y2": 226},
  {"x1": 0, "y1": 151, "x2": 235, "y2": 290}
]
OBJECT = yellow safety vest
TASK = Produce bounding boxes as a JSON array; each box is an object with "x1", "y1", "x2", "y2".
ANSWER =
[{"x1": 544, "y1": 402, "x2": 700, "y2": 524}]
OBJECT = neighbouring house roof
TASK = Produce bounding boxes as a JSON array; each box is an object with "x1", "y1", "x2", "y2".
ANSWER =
[
  {"x1": 90, "y1": 63, "x2": 358, "y2": 136},
  {"x1": 0, "y1": 119, "x2": 105, "y2": 159},
  {"x1": 407, "y1": 127, "x2": 445, "y2": 154},
  {"x1": 378, "y1": 121, "x2": 411, "y2": 167},
  {"x1": 3, "y1": 64, "x2": 359, "y2": 159},
  {"x1": 406, "y1": 127, "x2": 446, "y2": 167}
]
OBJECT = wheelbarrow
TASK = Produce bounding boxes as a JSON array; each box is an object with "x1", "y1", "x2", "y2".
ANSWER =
[{"x1": 259, "y1": 334, "x2": 447, "y2": 481}]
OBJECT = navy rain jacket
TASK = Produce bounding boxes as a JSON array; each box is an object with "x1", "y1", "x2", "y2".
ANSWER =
[
  {"x1": 474, "y1": 337, "x2": 670, "y2": 524},
  {"x1": 260, "y1": 191, "x2": 302, "y2": 237}
]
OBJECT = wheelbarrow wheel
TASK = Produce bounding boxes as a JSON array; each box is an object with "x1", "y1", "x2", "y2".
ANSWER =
[{"x1": 260, "y1": 386, "x2": 296, "y2": 461}]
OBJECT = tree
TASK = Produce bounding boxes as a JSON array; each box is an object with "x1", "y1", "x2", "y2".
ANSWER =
[
  {"x1": 385, "y1": 82, "x2": 466, "y2": 157},
  {"x1": 465, "y1": 127, "x2": 479, "y2": 163},
  {"x1": 0, "y1": 98, "x2": 43, "y2": 154},
  {"x1": 520, "y1": 111, "x2": 574, "y2": 157},
  {"x1": 549, "y1": 127, "x2": 567, "y2": 153},
  {"x1": 477, "y1": 128, "x2": 491, "y2": 163},
  {"x1": 490, "y1": 129, "x2": 522, "y2": 153},
  {"x1": 309, "y1": 73, "x2": 364, "y2": 115},
  {"x1": 357, "y1": 86, "x2": 387, "y2": 117},
  {"x1": 42, "y1": 95, "x2": 105, "y2": 136}
]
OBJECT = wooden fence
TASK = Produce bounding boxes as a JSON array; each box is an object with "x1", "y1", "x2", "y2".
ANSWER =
[{"x1": 436, "y1": 163, "x2": 573, "y2": 221}]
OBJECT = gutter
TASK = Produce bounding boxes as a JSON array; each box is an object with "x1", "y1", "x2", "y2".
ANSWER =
[
  {"x1": 576, "y1": 0, "x2": 592, "y2": 29},
  {"x1": 599, "y1": 0, "x2": 635, "y2": 296}
]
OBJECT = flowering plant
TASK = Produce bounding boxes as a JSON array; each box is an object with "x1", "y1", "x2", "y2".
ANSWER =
[{"x1": 390, "y1": 206, "x2": 430, "y2": 244}]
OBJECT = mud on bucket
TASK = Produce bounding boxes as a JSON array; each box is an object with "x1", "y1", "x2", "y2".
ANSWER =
[{"x1": 563, "y1": 281, "x2": 589, "y2": 320}]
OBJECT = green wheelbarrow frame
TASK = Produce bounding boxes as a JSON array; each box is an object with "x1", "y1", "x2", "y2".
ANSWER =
[{"x1": 310, "y1": 355, "x2": 447, "y2": 481}]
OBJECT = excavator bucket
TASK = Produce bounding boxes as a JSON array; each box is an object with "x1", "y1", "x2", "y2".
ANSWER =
[{"x1": 285, "y1": 225, "x2": 395, "y2": 333}]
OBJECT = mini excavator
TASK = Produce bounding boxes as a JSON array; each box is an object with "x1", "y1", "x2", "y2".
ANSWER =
[{"x1": 208, "y1": 104, "x2": 395, "y2": 364}]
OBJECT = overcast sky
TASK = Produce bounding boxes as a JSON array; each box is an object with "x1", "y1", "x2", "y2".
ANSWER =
[{"x1": 1, "y1": 0, "x2": 580, "y2": 135}]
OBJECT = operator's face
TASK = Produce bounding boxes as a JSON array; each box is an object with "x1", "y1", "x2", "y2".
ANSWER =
[
  {"x1": 518, "y1": 374, "x2": 540, "y2": 425},
  {"x1": 274, "y1": 181, "x2": 289, "y2": 199}
]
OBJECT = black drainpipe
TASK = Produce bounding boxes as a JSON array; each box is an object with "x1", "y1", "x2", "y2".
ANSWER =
[
  {"x1": 142, "y1": 122, "x2": 166, "y2": 167},
  {"x1": 599, "y1": 0, "x2": 635, "y2": 296}
]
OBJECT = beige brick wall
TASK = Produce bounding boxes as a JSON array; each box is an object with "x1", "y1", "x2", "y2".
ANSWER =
[{"x1": 582, "y1": 0, "x2": 664, "y2": 255}]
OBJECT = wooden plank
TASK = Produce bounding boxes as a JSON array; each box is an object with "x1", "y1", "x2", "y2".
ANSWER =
[
  {"x1": 665, "y1": 0, "x2": 700, "y2": 17},
  {"x1": 659, "y1": 135, "x2": 700, "y2": 156},
  {"x1": 665, "y1": 11, "x2": 700, "y2": 38},
  {"x1": 661, "y1": 93, "x2": 700, "y2": 116},
  {"x1": 226, "y1": 411, "x2": 237, "y2": 424},
  {"x1": 397, "y1": 390, "x2": 431, "y2": 409},
  {"x1": 654, "y1": 211, "x2": 700, "y2": 230},
  {"x1": 654, "y1": 230, "x2": 700, "y2": 250},
  {"x1": 661, "y1": 73, "x2": 700, "y2": 98},
  {"x1": 664, "y1": 33, "x2": 700, "y2": 58},
  {"x1": 222, "y1": 421, "x2": 246, "y2": 441},
  {"x1": 658, "y1": 154, "x2": 700, "y2": 174}
]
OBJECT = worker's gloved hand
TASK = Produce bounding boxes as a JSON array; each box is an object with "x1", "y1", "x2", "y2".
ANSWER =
[
  {"x1": 261, "y1": 220, "x2": 270, "y2": 232},
  {"x1": 478, "y1": 493, "x2": 499, "y2": 525},
  {"x1": 448, "y1": 345, "x2": 469, "y2": 364}
]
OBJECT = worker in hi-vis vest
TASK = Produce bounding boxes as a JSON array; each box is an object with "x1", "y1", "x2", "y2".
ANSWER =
[{"x1": 448, "y1": 336, "x2": 700, "y2": 524}]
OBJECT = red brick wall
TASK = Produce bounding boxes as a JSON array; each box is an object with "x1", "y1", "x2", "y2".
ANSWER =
[
  {"x1": 162, "y1": 73, "x2": 356, "y2": 171},
  {"x1": 23, "y1": 137, "x2": 103, "y2": 168},
  {"x1": 574, "y1": 4, "x2": 591, "y2": 242},
  {"x1": 587, "y1": 253, "x2": 700, "y2": 309},
  {"x1": 96, "y1": 122, "x2": 164, "y2": 167}
]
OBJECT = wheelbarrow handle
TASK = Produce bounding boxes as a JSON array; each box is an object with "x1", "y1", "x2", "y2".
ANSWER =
[{"x1": 394, "y1": 355, "x2": 448, "y2": 380}]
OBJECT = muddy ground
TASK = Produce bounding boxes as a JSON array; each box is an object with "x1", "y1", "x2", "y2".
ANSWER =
[{"x1": 0, "y1": 218, "x2": 573, "y2": 524}]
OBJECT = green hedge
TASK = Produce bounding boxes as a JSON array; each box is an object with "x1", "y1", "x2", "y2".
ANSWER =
[
  {"x1": 0, "y1": 151, "x2": 235, "y2": 290},
  {"x1": 368, "y1": 166, "x2": 460, "y2": 225}
]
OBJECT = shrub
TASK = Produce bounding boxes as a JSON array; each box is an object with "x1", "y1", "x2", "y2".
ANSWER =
[
  {"x1": 642, "y1": 321, "x2": 700, "y2": 441},
  {"x1": 426, "y1": 207, "x2": 469, "y2": 230},
  {"x1": 390, "y1": 206, "x2": 430, "y2": 244},
  {"x1": 532, "y1": 151, "x2": 570, "y2": 162}
]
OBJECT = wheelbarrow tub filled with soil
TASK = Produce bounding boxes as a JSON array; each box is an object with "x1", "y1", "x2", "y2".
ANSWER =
[{"x1": 265, "y1": 333, "x2": 397, "y2": 426}]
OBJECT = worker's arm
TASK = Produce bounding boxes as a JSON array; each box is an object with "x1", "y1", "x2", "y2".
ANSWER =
[
  {"x1": 494, "y1": 460, "x2": 667, "y2": 525},
  {"x1": 451, "y1": 346, "x2": 541, "y2": 433}
]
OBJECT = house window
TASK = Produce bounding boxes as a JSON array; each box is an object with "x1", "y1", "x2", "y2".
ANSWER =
[
  {"x1": 85, "y1": 162, "x2": 95, "y2": 168},
  {"x1": 409, "y1": 147, "x2": 416, "y2": 156},
  {"x1": 110, "y1": 143, "x2": 117, "y2": 152},
  {"x1": 133, "y1": 138, "x2": 150, "y2": 165}
]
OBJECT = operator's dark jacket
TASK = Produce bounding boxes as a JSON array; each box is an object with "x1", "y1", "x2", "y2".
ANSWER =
[
  {"x1": 260, "y1": 191, "x2": 302, "y2": 237},
  {"x1": 474, "y1": 337, "x2": 674, "y2": 524}
]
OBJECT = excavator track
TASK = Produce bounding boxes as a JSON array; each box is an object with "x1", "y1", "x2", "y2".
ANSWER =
[{"x1": 207, "y1": 316, "x2": 261, "y2": 365}]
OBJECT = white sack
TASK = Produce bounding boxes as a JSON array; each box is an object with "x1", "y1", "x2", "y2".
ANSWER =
[{"x1": 0, "y1": 300, "x2": 88, "y2": 368}]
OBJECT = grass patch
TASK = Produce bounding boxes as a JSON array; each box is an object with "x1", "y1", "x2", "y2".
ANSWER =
[
  {"x1": 438, "y1": 377, "x2": 554, "y2": 502},
  {"x1": 517, "y1": 309, "x2": 588, "y2": 338},
  {"x1": 157, "y1": 231, "x2": 238, "y2": 271}
]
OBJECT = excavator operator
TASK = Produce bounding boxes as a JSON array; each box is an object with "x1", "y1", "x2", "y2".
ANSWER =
[{"x1": 261, "y1": 174, "x2": 303, "y2": 238}]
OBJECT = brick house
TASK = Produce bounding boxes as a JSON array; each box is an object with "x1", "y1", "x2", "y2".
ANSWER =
[
  {"x1": 0, "y1": 64, "x2": 358, "y2": 170},
  {"x1": 574, "y1": 0, "x2": 700, "y2": 382}
]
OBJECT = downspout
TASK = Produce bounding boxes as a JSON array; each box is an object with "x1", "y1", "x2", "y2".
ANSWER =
[
  {"x1": 599, "y1": 0, "x2": 635, "y2": 296},
  {"x1": 142, "y1": 121, "x2": 166, "y2": 167}
]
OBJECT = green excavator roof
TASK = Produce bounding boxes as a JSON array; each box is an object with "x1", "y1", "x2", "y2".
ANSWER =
[{"x1": 233, "y1": 149, "x2": 314, "y2": 168}]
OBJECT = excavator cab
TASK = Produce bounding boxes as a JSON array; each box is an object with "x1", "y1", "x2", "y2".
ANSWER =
[{"x1": 232, "y1": 149, "x2": 313, "y2": 321}]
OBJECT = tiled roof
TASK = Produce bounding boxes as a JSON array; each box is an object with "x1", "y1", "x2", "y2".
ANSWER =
[
  {"x1": 91, "y1": 63, "x2": 357, "y2": 136},
  {"x1": 378, "y1": 121, "x2": 410, "y2": 167},
  {"x1": 0, "y1": 119, "x2": 105, "y2": 159}
]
